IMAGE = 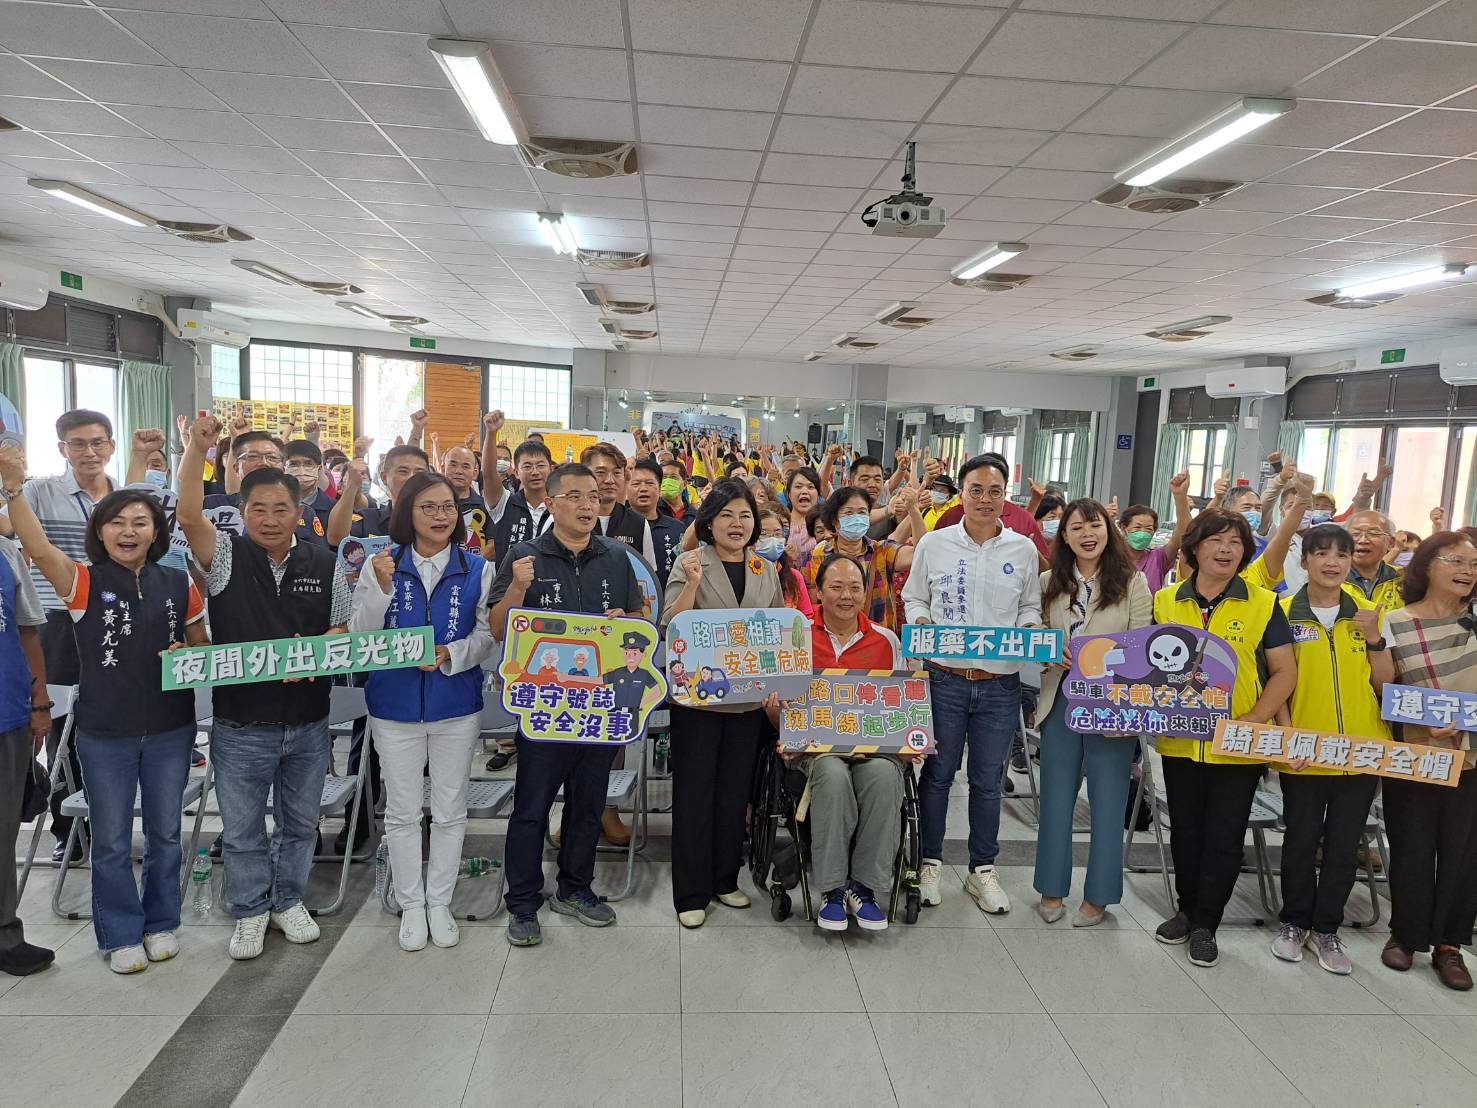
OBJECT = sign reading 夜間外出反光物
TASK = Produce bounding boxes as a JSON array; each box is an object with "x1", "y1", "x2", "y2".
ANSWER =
[
  {"x1": 161, "y1": 627, "x2": 435, "y2": 690},
  {"x1": 900, "y1": 624, "x2": 1063, "y2": 665}
]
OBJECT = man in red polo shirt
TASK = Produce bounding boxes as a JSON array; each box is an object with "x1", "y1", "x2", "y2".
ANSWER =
[{"x1": 929, "y1": 452, "x2": 1050, "y2": 566}]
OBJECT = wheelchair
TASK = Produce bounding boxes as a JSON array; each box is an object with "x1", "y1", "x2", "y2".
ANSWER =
[{"x1": 747, "y1": 742, "x2": 923, "y2": 925}]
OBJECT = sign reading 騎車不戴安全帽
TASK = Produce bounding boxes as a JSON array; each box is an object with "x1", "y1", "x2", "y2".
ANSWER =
[{"x1": 161, "y1": 627, "x2": 435, "y2": 690}]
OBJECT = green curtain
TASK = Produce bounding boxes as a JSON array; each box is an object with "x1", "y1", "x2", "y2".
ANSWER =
[
  {"x1": 1277, "y1": 419, "x2": 1304, "y2": 464},
  {"x1": 1067, "y1": 426, "x2": 1091, "y2": 499},
  {"x1": 119, "y1": 360, "x2": 172, "y2": 464},
  {"x1": 1029, "y1": 426, "x2": 1052, "y2": 490},
  {"x1": 1150, "y1": 423, "x2": 1184, "y2": 521},
  {"x1": 1220, "y1": 422, "x2": 1238, "y2": 481},
  {"x1": 0, "y1": 341, "x2": 23, "y2": 418}
]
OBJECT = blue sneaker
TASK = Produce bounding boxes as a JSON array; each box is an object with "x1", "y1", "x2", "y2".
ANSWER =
[
  {"x1": 817, "y1": 888, "x2": 848, "y2": 932},
  {"x1": 845, "y1": 883, "x2": 889, "y2": 931}
]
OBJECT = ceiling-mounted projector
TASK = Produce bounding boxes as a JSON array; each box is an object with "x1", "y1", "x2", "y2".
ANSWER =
[{"x1": 860, "y1": 141, "x2": 946, "y2": 238}]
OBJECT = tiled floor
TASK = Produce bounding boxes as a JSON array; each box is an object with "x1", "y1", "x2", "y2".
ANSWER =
[{"x1": 6, "y1": 759, "x2": 1475, "y2": 1107}]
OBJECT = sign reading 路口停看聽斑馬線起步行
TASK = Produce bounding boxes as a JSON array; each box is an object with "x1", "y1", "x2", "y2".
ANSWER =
[
  {"x1": 777, "y1": 669, "x2": 933, "y2": 756},
  {"x1": 161, "y1": 627, "x2": 435, "y2": 690},
  {"x1": 901, "y1": 623, "x2": 1062, "y2": 665},
  {"x1": 666, "y1": 607, "x2": 814, "y2": 706},
  {"x1": 1212, "y1": 719, "x2": 1461, "y2": 787}
]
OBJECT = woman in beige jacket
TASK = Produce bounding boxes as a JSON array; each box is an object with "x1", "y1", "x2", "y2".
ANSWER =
[
  {"x1": 1033, "y1": 498, "x2": 1153, "y2": 926},
  {"x1": 662, "y1": 479, "x2": 784, "y2": 928}
]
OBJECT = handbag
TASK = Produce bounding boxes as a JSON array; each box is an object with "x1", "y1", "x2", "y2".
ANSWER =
[{"x1": 20, "y1": 757, "x2": 47, "y2": 824}]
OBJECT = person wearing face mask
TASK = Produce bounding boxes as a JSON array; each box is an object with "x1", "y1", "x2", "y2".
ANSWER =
[
  {"x1": 626, "y1": 458, "x2": 688, "y2": 589},
  {"x1": 803, "y1": 487, "x2": 921, "y2": 633},
  {"x1": 1343, "y1": 510, "x2": 1405, "y2": 612},
  {"x1": 921, "y1": 474, "x2": 960, "y2": 529},
  {"x1": 1034, "y1": 493, "x2": 1066, "y2": 541},
  {"x1": 660, "y1": 460, "x2": 692, "y2": 521},
  {"x1": 1388, "y1": 525, "x2": 1424, "y2": 568},
  {"x1": 756, "y1": 506, "x2": 813, "y2": 617},
  {"x1": 283, "y1": 440, "x2": 335, "y2": 547},
  {"x1": 1118, "y1": 472, "x2": 1192, "y2": 593}
]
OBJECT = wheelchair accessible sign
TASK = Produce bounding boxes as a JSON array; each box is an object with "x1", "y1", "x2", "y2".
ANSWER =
[{"x1": 162, "y1": 626, "x2": 435, "y2": 690}]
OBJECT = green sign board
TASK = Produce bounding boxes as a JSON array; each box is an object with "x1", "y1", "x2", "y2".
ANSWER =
[
  {"x1": 409, "y1": 336, "x2": 437, "y2": 350},
  {"x1": 1380, "y1": 348, "x2": 1406, "y2": 364},
  {"x1": 162, "y1": 626, "x2": 435, "y2": 690},
  {"x1": 59, "y1": 271, "x2": 83, "y2": 290},
  {"x1": 1138, "y1": 375, "x2": 1158, "y2": 391}
]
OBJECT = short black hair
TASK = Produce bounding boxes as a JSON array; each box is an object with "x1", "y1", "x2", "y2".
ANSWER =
[
  {"x1": 84, "y1": 490, "x2": 169, "y2": 565},
  {"x1": 784, "y1": 465, "x2": 822, "y2": 501},
  {"x1": 285, "y1": 439, "x2": 322, "y2": 465},
  {"x1": 1301, "y1": 522, "x2": 1354, "y2": 560},
  {"x1": 662, "y1": 459, "x2": 687, "y2": 479},
  {"x1": 389, "y1": 472, "x2": 466, "y2": 548},
  {"x1": 241, "y1": 467, "x2": 299, "y2": 504},
  {"x1": 547, "y1": 461, "x2": 594, "y2": 496},
  {"x1": 1035, "y1": 493, "x2": 1065, "y2": 520},
  {"x1": 632, "y1": 457, "x2": 662, "y2": 482},
  {"x1": 695, "y1": 477, "x2": 760, "y2": 548},
  {"x1": 851, "y1": 455, "x2": 883, "y2": 473},
  {"x1": 1226, "y1": 485, "x2": 1260, "y2": 509},
  {"x1": 1121, "y1": 503, "x2": 1157, "y2": 528},
  {"x1": 322, "y1": 448, "x2": 348, "y2": 468},
  {"x1": 1181, "y1": 509, "x2": 1255, "y2": 574},
  {"x1": 381, "y1": 444, "x2": 429, "y2": 472},
  {"x1": 805, "y1": 504, "x2": 826, "y2": 539},
  {"x1": 233, "y1": 430, "x2": 284, "y2": 458},
  {"x1": 959, "y1": 453, "x2": 1009, "y2": 486},
  {"x1": 515, "y1": 440, "x2": 553, "y2": 465},
  {"x1": 819, "y1": 485, "x2": 873, "y2": 532},
  {"x1": 57, "y1": 409, "x2": 113, "y2": 440},
  {"x1": 814, "y1": 551, "x2": 864, "y2": 590}
]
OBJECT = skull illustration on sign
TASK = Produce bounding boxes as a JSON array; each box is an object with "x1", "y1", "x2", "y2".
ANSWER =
[{"x1": 1145, "y1": 626, "x2": 1197, "y2": 683}]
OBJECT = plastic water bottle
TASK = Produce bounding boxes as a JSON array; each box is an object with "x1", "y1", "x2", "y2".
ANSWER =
[
  {"x1": 374, "y1": 840, "x2": 389, "y2": 898},
  {"x1": 189, "y1": 849, "x2": 214, "y2": 918},
  {"x1": 457, "y1": 857, "x2": 498, "y2": 879}
]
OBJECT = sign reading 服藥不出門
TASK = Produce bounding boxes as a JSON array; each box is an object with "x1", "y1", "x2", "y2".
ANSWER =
[
  {"x1": 1382, "y1": 684, "x2": 1477, "y2": 731},
  {"x1": 666, "y1": 607, "x2": 814, "y2": 706},
  {"x1": 900, "y1": 624, "x2": 1063, "y2": 665},
  {"x1": 499, "y1": 607, "x2": 667, "y2": 745},
  {"x1": 778, "y1": 670, "x2": 934, "y2": 755},
  {"x1": 1064, "y1": 626, "x2": 1238, "y2": 737},
  {"x1": 162, "y1": 627, "x2": 435, "y2": 690},
  {"x1": 1212, "y1": 719, "x2": 1461, "y2": 787}
]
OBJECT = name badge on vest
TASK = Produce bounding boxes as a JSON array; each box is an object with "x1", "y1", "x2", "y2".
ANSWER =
[{"x1": 1292, "y1": 623, "x2": 1320, "y2": 644}]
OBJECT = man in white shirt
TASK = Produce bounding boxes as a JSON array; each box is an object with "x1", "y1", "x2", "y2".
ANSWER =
[{"x1": 902, "y1": 454, "x2": 1042, "y2": 915}]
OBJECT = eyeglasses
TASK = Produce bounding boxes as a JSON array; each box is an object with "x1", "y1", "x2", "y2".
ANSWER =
[
  {"x1": 414, "y1": 502, "x2": 459, "y2": 518},
  {"x1": 1434, "y1": 555, "x2": 1477, "y2": 572},
  {"x1": 284, "y1": 461, "x2": 318, "y2": 473},
  {"x1": 823, "y1": 582, "x2": 865, "y2": 595},
  {"x1": 62, "y1": 437, "x2": 111, "y2": 452},
  {"x1": 554, "y1": 492, "x2": 601, "y2": 505},
  {"x1": 963, "y1": 486, "x2": 1006, "y2": 501},
  {"x1": 240, "y1": 452, "x2": 283, "y2": 466},
  {"x1": 1348, "y1": 530, "x2": 1390, "y2": 541}
]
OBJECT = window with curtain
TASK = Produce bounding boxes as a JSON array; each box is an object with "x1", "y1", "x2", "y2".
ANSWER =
[
  {"x1": 22, "y1": 354, "x2": 120, "y2": 479},
  {"x1": 982, "y1": 431, "x2": 1016, "y2": 476},
  {"x1": 1046, "y1": 430, "x2": 1074, "y2": 485},
  {"x1": 1180, "y1": 425, "x2": 1230, "y2": 498},
  {"x1": 361, "y1": 355, "x2": 424, "y2": 474},
  {"x1": 249, "y1": 344, "x2": 353, "y2": 404},
  {"x1": 487, "y1": 363, "x2": 570, "y2": 426},
  {"x1": 211, "y1": 345, "x2": 241, "y2": 400}
]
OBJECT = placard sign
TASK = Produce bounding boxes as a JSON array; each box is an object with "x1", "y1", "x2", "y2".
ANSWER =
[
  {"x1": 498, "y1": 608, "x2": 667, "y2": 745},
  {"x1": 1064, "y1": 626, "x2": 1237, "y2": 737},
  {"x1": 1382, "y1": 684, "x2": 1477, "y2": 731},
  {"x1": 665, "y1": 607, "x2": 813, "y2": 706},
  {"x1": 901, "y1": 624, "x2": 1063, "y2": 665},
  {"x1": 127, "y1": 484, "x2": 245, "y2": 557},
  {"x1": 1212, "y1": 720, "x2": 1461, "y2": 787},
  {"x1": 162, "y1": 627, "x2": 434, "y2": 690},
  {"x1": 777, "y1": 670, "x2": 934, "y2": 755},
  {"x1": 337, "y1": 535, "x2": 390, "y2": 589}
]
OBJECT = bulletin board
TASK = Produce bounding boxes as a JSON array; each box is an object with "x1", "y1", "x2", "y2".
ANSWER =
[
  {"x1": 424, "y1": 361, "x2": 483, "y2": 456},
  {"x1": 212, "y1": 399, "x2": 355, "y2": 449}
]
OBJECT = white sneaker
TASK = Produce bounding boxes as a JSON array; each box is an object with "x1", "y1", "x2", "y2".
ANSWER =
[
  {"x1": 964, "y1": 865, "x2": 1011, "y2": 914},
  {"x1": 427, "y1": 906, "x2": 459, "y2": 949},
  {"x1": 399, "y1": 907, "x2": 428, "y2": 952},
  {"x1": 228, "y1": 914, "x2": 268, "y2": 960},
  {"x1": 268, "y1": 904, "x2": 320, "y2": 944},
  {"x1": 143, "y1": 931, "x2": 179, "y2": 962},
  {"x1": 919, "y1": 859, "x2": 943, "y2": 906},
  {"x1": 109, "y1": 945, "x2": 148, "y2": 974}
]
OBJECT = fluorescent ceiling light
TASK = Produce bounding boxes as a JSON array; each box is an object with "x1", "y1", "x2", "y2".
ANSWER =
[
  {"x1": 27, "y1": 179, "x2": 151, "y2": 227},
  {"x1": 1118, "y1": 97, "x2": 1294, "y2": 188},
  {"x1": 426, "y1": 38, "x2": 524, "y2": 145},
  {"x1": 1337, "y1": 263, "x2": 1469, "y2": 301},
  {"x1": 231, "y1": 259, "x2": 297, "y2": 286},
  {"x1": 537, "y1": 212, "x2": 578, "y2": 255},
  {"x1": 951, "y1": 242, "x2": 1027, "y2": 281},
  {"x1": 336, "y1": 301, "x2": 384, "y2": 320}
]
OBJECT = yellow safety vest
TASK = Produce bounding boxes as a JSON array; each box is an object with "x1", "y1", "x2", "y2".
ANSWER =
[
  {"x1": 1279, "y1": 588, "x2": 1391, "y2": 776},
  {"x1": 1342, "y1": 563, "x2": 1404, "y2": 613},
  {"x1": 1152, "y1": 575, "x2": 1277, "y2": 764}
]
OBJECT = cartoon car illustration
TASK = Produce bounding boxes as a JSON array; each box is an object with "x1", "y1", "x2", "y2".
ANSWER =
[
  {"x1": 693, "y1": 666, "x2": 730, "y2": 702},
  {"x1": 520, "y1": 637, "x2": 604, "y2": 687}
]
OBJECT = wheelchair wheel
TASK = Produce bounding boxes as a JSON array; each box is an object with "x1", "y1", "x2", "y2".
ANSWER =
[
  {"x1": 771, "y1": 890, "x2": 792, "y2": 921},
  {"x1": 904, "y1": 891, "x2": 920, "y2": 925}
]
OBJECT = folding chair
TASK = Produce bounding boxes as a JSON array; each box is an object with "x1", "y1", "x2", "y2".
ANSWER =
[
  {"x1": 546, "y1": 732, "x2": 647, "y2": 902},
  {"x1": 643, "y1": 709, "x2": 673, "y2": 815},
  {"x1": 380, "y1": 778, "x2": 516, "y2": 920},
  {"x1": 16, "y1": 685, "x2": 80, "y2": 901},
  {"x1": 1001, "y1": 708, "x2": 1043, "y2": 825},
  {"x1": 1122, "y1": 737, "x2": 1173, "y2": 911}
]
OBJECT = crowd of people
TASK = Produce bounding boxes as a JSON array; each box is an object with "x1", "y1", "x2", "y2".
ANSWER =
[{"x1": 0, "y1": 404, "x2": 1474, "y2": 998}]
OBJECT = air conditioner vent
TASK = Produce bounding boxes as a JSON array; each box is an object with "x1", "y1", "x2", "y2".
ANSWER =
[
  {"x1": 949, "y1": 271, "x2": 1032, "y2": 291},
  {"x1": 605, "y1": 300, "x2": 655, "y2": 315},
  {"x1": 520, "y1": 137, "x2": 639, "y2": 178},
  {"x1": 1092, "y1": 178, "x2": 1242, "y2": 214},
  {"x1": 880, "y1": 314, "x2": 935, "y2": 330},
  {"x1": 157, "y1": 221, "x2": 254, "y2": 244},
  {"x1": 578, "y1": 248, "x2": 649, "y2": 271},
  {"x1": 1049, "y1": 346, "x2": 1100, "y2": 362},
  {"x1": 1305, "y1": 292, "x2": 1398, "y2": 310},
  {"x1": 617, "y1": 328, "x2": 657, "y2": 341}
]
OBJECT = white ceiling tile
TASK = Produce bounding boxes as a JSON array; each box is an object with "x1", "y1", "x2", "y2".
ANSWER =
[
  {"x1": 262, "y1": 0, "x2": 456, "y2": 33},
  {"x1": 228, "y1": 169, "x2": 344, "y2": 198},
  {"x1": 110, "y1": 12, "x2": 320, "y2": 75},
  {"x1": 1268, "y1": 151, "x2": 1446, "y2": 189},
  {"x1": 987, "y1": 167, "x2": 1114, "y2": 201},
  {"x1": 1395, "y1": 4, "x2": 1477, "y2": 43},
  {"x1": 928, "y1": 76, "x2": 1109, "y2": 130},
  {"x1": 0, "y1": 57, "x2": 84, "y2": 100},
  {"x1": 1021, "y1": 0, "x2": 1220, "y2": 16},
  {"x1": 117, "y1": 163, "x2": 235, "y2": 191},
  {"x1": 495, "y1": 43, "x2": 629, "y2": 100},
  {"x1": 877, "y1": 158, "x2": 1006, "y2": 195},
  {"x1": 743, "y1": 208, "x2": 847, "y2": 232},
  {"x1": 972, "y1": 12, "x2": 1185, "y2": 83},
  {"x1": 555, "y1": 195, "x2": 648, "y2": 220},
  {"x1": 1314, "y1": 190, "x2": 1473, "y2": 221},
  {"x1": 442, "y1": 0, "x2": 627, "y2": 48},
  {"x1": 293, "y1": 149, "x2": 422, "y2": 181},
  {"x1": 517, "y1": 96, "x2": 635, "y2": 139},
  {"x1": 1343, "y1": 111, "x2": 1477, "y2": 158},
  {"x1": 1347, "y1": 221, "x2": 1474, "y2": 245},
  {"x1": 910, "y1": 124, "x2": 1051, "y2": 166},
  {"x1": 249, "y1": 116, "x2": 396, "y2": 155},
  {"x1": 1295, "y1": 41, "x2": 1477, "y2": 105},
  {"x1": 952, "y1": 195, "x2": 1075, "y2": 222},
  {"x1": 785, "y1": 65, "x2": 952, "y2": 123},
  {"x1": 60, "y1": 133, "x2": 203, "y2": 166},
  {"x1": 1020, "y1": 132, "x2": 1154, "y2": 172},
  {"x1": 381, "y1": 125, "x2": 524, "y2": 164},
  {"x1": 288, "y1": 25, "x2": 446, "y2": 85},
  {"x1": 1132, "y1": 26, "x2": 1360, "y2": 93},
  {"x1": 333, "y1": 180, "x2": 441, "y2": 206},
  {"x1": 628, "y1": 0, "x2": 809, "y2": 60},
  {"x1": 771, "y1": 115, "x2": 913, "y2": 159},
  {"x1": 638, "y1": 105, "x2": 773, "y2": 150},
  {"x1": 1392, "y1": 160, "x2": 1477, "y2": 195},
  {"x1": 752, "y1": 182, "x2": 863, "y2": 211},
  {"x1": 414, "y1": 159, "x2": 533, "y2": 190},
  {"x1": 647, "y1": 201, "x2": 746, "y2": 227},
  {"x1": 759, "y1": 153, "x2": 887, "y2": 188},
  {"x1": 1024, "y1": 224, "x2": 1134, "y2": 247},
  {"x1": 1, "y1": 5, "x2": 168, "y2": 64},
  {"x1": 0, "y1": 96, "x2": 144, "y2": 137},
  {"x1": 645, "y1": 177, "x2": 752, "y2": 205},
  {"x1": 1253, "y1": 101, "x2": 1413, "y2": 151},
  {"x1": 183, "y1": 70, "x2": 362, "y2": 119},
  {"x1": 32, "y1": 59, "x2": 221, "y2": 109},
  {"x1": 805, "y1": 1, "x2": 1004, "y2": 71},
  {"x1": 633, "y1": 54, "x2": 789, "y2": 113},
  {"x1": 340, "y1": 83, "x2": 466, "y2": 129},
  {"x1": 171, "y1": 141, "x2": 307, "y2": 173},
  {"x1": 1218, "y1": 182, "x2": 1360, "y2": 214},
  {"x1": 1211, "y1": 0, "x2": 1438, "y2": 35},
  {"x1": 111, "y1": 103, "x2": 272, "y2": 144}
]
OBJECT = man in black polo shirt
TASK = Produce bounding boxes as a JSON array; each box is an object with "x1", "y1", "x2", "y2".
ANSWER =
[
  {"x1": 178, "y1": 416, "x2": 350, "y2": 962},
  {"x1": 489, "y1": 462, "x2": 646, "y2": 948}
]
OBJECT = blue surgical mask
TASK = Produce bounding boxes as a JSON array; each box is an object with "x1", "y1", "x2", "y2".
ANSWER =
[
  {"x1": 143, "y1": 469, "x2": 168, "y2": 490},
  {"x1": 1041, "y1": 518, "x2": 1060, "y2": 538},
  {"x1": 1395, "y1": 551, "x2": 1414, "y2": 567},
  {"x1": 1242, "y1": 510, "x2": 1262, "y2": 531},
  {"x1": 838, "y1": 514, "x2": 870, "y2": 540},
  {"x1": 1307, "y1": 510, "x2": 1332, "y2": 526},
  {"x1": 930, "y1": 489, "x2": 951, "y2": 505},
  {"x1": 755, "y1": 537, "x2": 785, "y2": 561}
]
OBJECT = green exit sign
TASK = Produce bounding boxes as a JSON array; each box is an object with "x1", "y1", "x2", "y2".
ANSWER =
[
  {"x1": 408, "y1": 336, "x2": 436, "y2": 350},
  {"x1": 1138, "y1": 375, "x2": 1158, "y2": 391},
  {"x1": 1380, "y1": 348, "x2": 1406, "y2": 364},
  {"x1": 59, "y1": 271, "x2": 83, "y2": 290}
]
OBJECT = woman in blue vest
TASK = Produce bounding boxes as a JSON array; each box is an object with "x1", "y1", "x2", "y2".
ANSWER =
[
  {"x1": 350, "y1": 471, "x2": 494, "y2": 953},
  {"x1": 0, "y1": 447, "x2": 207, "y2": 975}
]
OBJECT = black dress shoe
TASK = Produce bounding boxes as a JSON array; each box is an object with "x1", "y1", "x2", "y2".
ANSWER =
[
  {"x1": 208, "y1": 833, "x2": 223, "y2": 859},
  {"x1": 486, "y1": 749, "x2": 514, "y2": 771},
  {"x1": 51, "y1": 839, "x2": 84, "y2": 866},
  {"x1": 0, "y1": 941, "x2": 56, "y2": 977}
]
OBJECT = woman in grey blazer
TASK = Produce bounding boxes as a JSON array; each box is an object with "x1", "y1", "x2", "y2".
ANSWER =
[
  {"x1": 1033, "y1": 498, "x2": 1153, "y2": 927},
  {"x1": 662, "y1": 479, "x2": 784, "y2": 928}
]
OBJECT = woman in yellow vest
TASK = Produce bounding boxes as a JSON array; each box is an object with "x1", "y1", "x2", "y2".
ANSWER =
[
  {"x1": 1151, "y1": 510, "x2": 1297, "y2": 969},
  {"x1": 1272, "y1": 524, "x2": 1390, "y2": 975}
]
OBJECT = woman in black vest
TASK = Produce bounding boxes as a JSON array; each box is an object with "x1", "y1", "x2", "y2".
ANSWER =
[{"x1": 0, "y1": 448, "x2": 207, "y2": 975}]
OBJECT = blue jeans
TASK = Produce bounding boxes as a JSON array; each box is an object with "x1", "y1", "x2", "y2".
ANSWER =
[
  {"x1": 1031, "y1": 695, "x2": 1136, "y2": 907},
  {"x1": 75, "y1": 725, "x2": 195, "y2": 952},
  {"x1": 920, "y1": 668, "x2": 1021, "y2": 868},
  {"x1": 211, "y1": 718, "x2": 331, "y2": 919}
]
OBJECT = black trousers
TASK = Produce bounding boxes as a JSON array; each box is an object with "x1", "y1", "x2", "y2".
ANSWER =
[
  {"x1": 1384, "y1": 766, "x2": 1477, "y2": 951},
  {"x1": 503, "y1": 735, "x2": 617, "y2": 917},
  {"x1": 39, "y1": 612, "x2": 82, "y2": 840},
  {"x1": 1160, "y1": 756, "x2": 1263, "y2": 933},
  {"x1": 670, "y1": 705, "x2": 762, "y2": 913},
  {"x1": 1278, "y1": 772, "x2": 1378, "y2": 935}
]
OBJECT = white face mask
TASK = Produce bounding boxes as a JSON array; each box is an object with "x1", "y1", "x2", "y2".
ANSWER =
[
  {"x1": 930, "y1": 489, "x2": 950, "y2": 505},
  {"x1": 496, "y1": 459, "x2": 511, "y2": 474},
  {"x1": 143, "y1": 469, "x2": 168, "y2": 490}
]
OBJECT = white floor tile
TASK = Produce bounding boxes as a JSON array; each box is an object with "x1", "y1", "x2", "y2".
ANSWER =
[
  {"x1": 0, "y1": 1013, "x2": 185, "y2": 1105},
  {"x1": 679, "y1": 924, "x2": 863, "y2": 1012},
  {"x1": 493, "y1": 926, "x2": 680, "y2": 1014},
  {"x1": 295, "y1": 925, "x2": 507, "y2": 1016},
  {"x1": 847, "y1": 925, "x2": 1043, "y2": 1013},
  {"x1": 1400, "y1": 1014, "x2": 1477, "y2": 1075},
  {"x1": 997, "y1": 929, "x2": 1219, "y2": 1015},
  {"x1": 1342, "y1": 932, "x2": 1477, "y2": 1015},
  {"x1": 1176, "y1": 927, "x2": 1391, "y2": 1014}
]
